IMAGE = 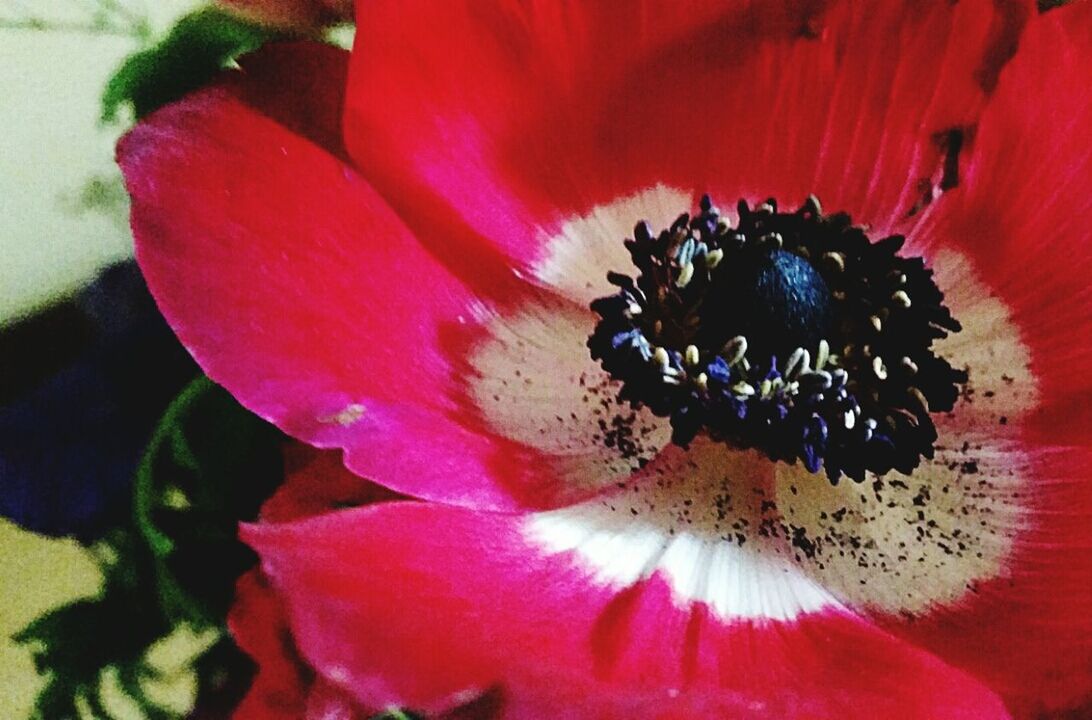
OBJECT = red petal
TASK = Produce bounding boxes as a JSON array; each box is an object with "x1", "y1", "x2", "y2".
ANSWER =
[
  {"x1": 119, "y1": 82, "x2": 557, "y2": 510},
  {"x1": 917, "y1": 2, "x2": 1092, "y2": 426},
  {"x1": 243, "y1": 502, "x2": 1011, "y2": 719},
  {"x1": 886, "y1": 445, "x2": 1092, "y2": 720},
  {"x1": 227, "y1": 41, "x2": 351, "y2": 161},
  {"x1": 345, "y1": 0, "x2": 1029, "y2": 280},
  {"x1": 229, "y1": 571, "x2": 309, "y2": 720},
  {"x1": 232, "y1": 457, "x2": 509, "y2": 719},
  {"x1": 230, "y1": 569, "x2": 378, "y2": 720},
  {"x1": 259, "y1": 443, "x2": 406, "y2": 523},
  {"x1": 894, "y1": 7, "x2": 1092, "y2": 714}
]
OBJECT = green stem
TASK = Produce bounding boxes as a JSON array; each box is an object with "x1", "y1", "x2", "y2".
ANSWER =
[{"x1": 133, "y1": 375, "x2": 216, "y2": 625}]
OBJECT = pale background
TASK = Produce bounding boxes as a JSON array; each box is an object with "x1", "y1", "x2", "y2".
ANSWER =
[{"x1": 1, "y1": 1, "x2": 200, "y2": 717}]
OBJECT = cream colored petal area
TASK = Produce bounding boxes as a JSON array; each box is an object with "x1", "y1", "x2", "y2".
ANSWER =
[
  {"x1": 929, "y1": 248, "x2": 1038, "y2": 422},
  {"x1": 469, "y1": 291, "x2": 672, "y2": 497},
  {"x1": 509, "y1": 184, "x2": 1034, "y2": 618},
  {"x1": 522, "y1": 241, "x2": 1035, "y2": 618},
  {"x1": 772, "y1": 247, "x2": 1036, "y2": 613},
  {"x1": 773, "y1": 435, "x2": 1027, "y2": 613},
  {"x1": 471, "y1": 184, "x2": 690, "y2": 497},
  {"x1": 531, "y1": 184, "x2": 694, "y2": 306}
]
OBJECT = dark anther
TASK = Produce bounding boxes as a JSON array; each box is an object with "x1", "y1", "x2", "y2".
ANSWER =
[{"x1": 588, "y1": 194, "x2": 967, "y2": 484}]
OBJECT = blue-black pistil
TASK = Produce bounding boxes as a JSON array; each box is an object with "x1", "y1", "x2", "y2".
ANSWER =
[{"x1": 588, "y1": 195, "x2": 966, "y2": 483}]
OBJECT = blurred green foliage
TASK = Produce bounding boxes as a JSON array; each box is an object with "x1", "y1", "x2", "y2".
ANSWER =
[
  {"x1": 15, "y1": 378, "x2": 283, "y2": 719},
  {"x1": 102, "y1": 7, "x2": 272, "y2": 122}
]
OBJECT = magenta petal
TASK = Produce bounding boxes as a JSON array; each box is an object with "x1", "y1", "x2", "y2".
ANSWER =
[
  {"x1": 244, "y1": 503, "x2": 1011, "y2": 719},
  {"x1": 119, "y1": 84, "x2": 552, "y2": 509}
]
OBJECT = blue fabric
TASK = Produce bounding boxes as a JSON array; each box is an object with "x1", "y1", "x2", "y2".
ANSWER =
[{"x1": 0, "y1": 262, "x2": 197, "y2": 539}]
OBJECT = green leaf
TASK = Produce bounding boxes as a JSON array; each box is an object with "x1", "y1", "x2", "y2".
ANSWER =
[{"x1": 102, "y1": 7, "x2": 274, "y2": 122}]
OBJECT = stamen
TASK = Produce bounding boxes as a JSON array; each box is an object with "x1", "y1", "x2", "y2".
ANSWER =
[
  {"x1": 588, "y1": 195, "x2": 967, "y2": 483},
  {"x1": 723, "y1": 336, "x2": 748, "y2": 366},
  {"x1": 815, "y1": 339, "x2": 830, "y2": 370},
  {"x1": 872, "y1": 356, "x2": 888, "y2": 380},
  {"x1": 684, "y1": 344, "x2": 701, "y2": 367},
  {"x1": 785, "y1": 348, "x2": 811, "y2": 379}
]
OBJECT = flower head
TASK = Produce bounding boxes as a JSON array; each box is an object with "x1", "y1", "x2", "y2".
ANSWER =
[{"x1": 119, "y1": 1, "x2": 1092, "y2": 717}]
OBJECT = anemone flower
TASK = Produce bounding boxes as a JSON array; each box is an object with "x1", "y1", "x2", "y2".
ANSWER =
[{"x1": 118, "y1": 1, "x2": 1092, "y2": 717}]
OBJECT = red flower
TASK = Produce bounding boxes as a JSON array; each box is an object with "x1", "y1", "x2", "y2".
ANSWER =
[
  {"x1": 229, "y1": 445, "x2": 501, "y2": 719},
  {"x1": 119, "y1": 2, "x2": 1092, "y2": 718},
  {"x1": 217, "y1": 0, "x2": 352, "y2": 30}
]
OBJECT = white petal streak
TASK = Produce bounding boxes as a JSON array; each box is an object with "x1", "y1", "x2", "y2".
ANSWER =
[{"x1": 525, "y1": 444, "x2": 838, "y2": 621}]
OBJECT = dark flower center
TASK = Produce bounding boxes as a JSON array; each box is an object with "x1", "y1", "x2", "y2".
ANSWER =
[{"x1": 588, "y1": 195, "x2": 967, "y2": 484}]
